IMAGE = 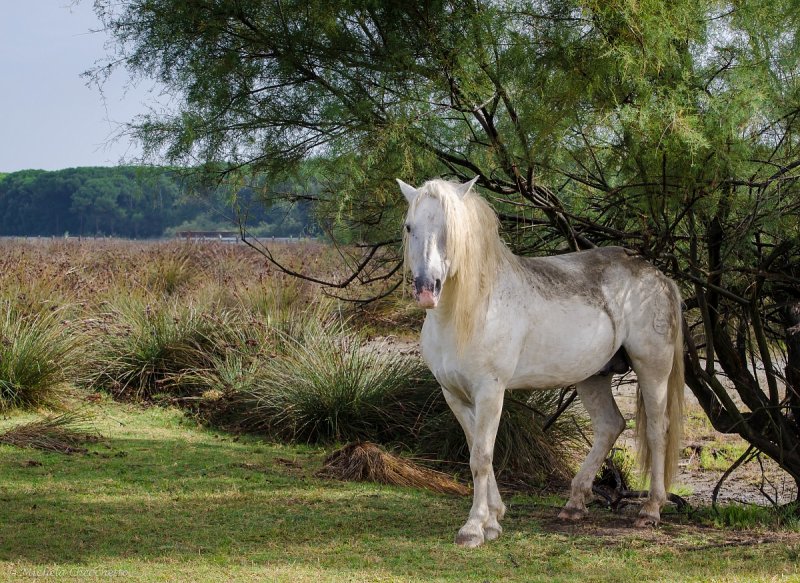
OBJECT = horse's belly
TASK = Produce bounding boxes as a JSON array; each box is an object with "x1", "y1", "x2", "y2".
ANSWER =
[
  {"x1": 420, "y1": 294, "x2": 620, "y2": 392},
  {"x1": 507, "y1": 359, "x2": 606, "y2": 389},
  {"x1": 506, "y1": 304, "x2": 618, "y2": 389}
]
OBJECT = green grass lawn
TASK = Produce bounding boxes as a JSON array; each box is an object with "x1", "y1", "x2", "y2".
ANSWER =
[{"x1": 1, "y1": 399, "x2": 799, "y2": 582}]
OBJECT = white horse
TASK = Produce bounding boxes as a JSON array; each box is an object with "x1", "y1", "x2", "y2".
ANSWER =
[{"x1": 398, "y1": 177, "x2": 684, "y2": 548}]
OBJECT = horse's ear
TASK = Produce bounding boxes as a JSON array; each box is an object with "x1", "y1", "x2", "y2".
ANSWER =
[
  {"x1": 456, "y1": 176, "x2": 480, "y2": 198},
  {"x1": 396, "y1": 179, "x2": 418, "y2": 204}
]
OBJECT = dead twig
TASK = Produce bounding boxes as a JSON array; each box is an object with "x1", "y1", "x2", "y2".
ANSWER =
[{"x1": 711, "y1": 444, "x2": 757, "y2": 510}]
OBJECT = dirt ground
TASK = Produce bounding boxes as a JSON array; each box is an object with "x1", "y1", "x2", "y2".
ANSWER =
[{"x1": 527, "y1": 501, "x2": 800, "y2": 549}]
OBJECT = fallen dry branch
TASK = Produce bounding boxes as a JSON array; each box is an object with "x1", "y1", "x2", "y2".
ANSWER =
[
  {"x1": 317, "y1": 442, "x2": 470, "y2": 496},
  {"x1": 592, "y1": 485, "x2": 690, "y2": 512},
  {"x1": 0, "y1": 412, "x2": 99, "y2": 454}
]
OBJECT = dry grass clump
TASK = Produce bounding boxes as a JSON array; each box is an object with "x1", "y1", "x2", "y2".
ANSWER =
[
  {"x1": 317, "y1": 442, "x2": 470, "y2": 496},
  {"x1": 0, "y1": 411, "x2": 99, "y2": 454},
  {"x1": 85, "y1": 293, "x2": 237, "y2": 400},
  {"x1": 143, "y1": 249, "x2": 196, "y2": 295},
  {"x1": 229, "y1": 326, "x2": 434, "y2": 444}
]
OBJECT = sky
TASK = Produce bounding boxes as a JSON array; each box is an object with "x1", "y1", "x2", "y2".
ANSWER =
[{"x1": 0, "y1": 1, "x2": 161, "y2": 172}]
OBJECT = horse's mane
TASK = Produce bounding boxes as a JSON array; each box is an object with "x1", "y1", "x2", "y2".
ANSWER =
[{"x1": 405, "y1": 179, "x2": 518, "y2": 350}]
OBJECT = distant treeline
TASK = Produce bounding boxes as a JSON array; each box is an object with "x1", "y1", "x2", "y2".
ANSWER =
[{"x1": 0, "y1": 167, "x2": 315, "y2": 238}]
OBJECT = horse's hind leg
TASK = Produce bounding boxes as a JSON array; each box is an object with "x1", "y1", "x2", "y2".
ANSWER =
[
  {"x1": 559, "y1": 375, "x2": 625, "y2": 521},
  {"x1": 630, "y1": 367, "x2": 671, "y2": 527}
]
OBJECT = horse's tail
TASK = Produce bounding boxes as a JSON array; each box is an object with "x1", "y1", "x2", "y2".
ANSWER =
[{"x1": 635, "y1": 281, "x2": 684, "y2": 491}]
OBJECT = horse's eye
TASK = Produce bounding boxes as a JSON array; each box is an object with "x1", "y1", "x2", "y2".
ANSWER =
[{"x1": 405, "y1": 224, "x2": 411, "y2": 233}]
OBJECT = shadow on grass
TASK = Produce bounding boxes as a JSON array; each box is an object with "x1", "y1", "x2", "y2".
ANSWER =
[{"x1": 0, "y1": 435, "x2": 465, "y2": 566}]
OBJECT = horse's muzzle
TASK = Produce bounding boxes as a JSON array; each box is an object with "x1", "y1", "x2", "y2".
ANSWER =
[{"x1": 414, "y1": 277, "x2": 442, "y2": 309}]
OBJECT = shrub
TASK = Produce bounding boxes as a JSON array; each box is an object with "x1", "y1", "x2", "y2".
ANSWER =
[
  {"x1": 86, "y1": 293, "x2": 230, "y2": 400},
  {"x1": 169, "y1": 351, "x2": 266, "y2": 425},
  {"x1": 232, "y1": 327, "x2": 432, "y2": 443},
  {"x1": 0, "y1": 302, "x2": 85, "y2": 410}
]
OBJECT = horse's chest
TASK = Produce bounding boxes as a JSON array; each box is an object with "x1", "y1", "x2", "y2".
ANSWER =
[
  {"x1": 420, "y1": 324, "x2": 457, "y2": 381},
  {"x1": 419, "y1": 318, "x2": 507, "y2": 396}
]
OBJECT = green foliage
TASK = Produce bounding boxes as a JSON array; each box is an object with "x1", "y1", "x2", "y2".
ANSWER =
[
  {"x1": 0, "y1": 303, "x2": 84, "y2": 410},
  {"x1": 696, "y1": 503, "x2": 800, "y2": 531},
  {"x1": 89, "y1": 0, "x2": 800, "y2": 256}
]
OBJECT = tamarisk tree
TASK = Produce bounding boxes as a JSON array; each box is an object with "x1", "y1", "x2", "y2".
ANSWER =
[{"x1": 93, "y1": 0, "x2": 800, "y2": 499}]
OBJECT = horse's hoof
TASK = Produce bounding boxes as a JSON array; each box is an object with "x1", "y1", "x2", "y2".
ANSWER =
[
  {"x1": 634, "y1": 513, "x2": 660, "y2": 528},
  {"x1": 455, "y1": 529, "x2": 484, "y2": 548},
  {"x1": 558, "y1": 507, "x2": 586, "y2": 521},
  {"x1": 484, "y1": 523, "x2": 502, "y2": 541}
]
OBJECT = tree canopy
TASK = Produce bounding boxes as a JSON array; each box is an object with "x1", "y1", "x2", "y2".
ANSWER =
[
  {"x1": 93, "y1": 1, "x2": 800, "y2": 497},
  {"x1": 0, "y1": 167, "x2": 314, "y2": 238}
]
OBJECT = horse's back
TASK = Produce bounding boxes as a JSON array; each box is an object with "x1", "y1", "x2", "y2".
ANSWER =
[
  {"x1": 516, "y1": 246, "x2": 675, "y2": 314},
  {"x1": 518, "y1": 245, "x2": 681, "y2": 363},
  {"x1": 503, "y1": 246, "x2": 678, "y2": 385},
  {"x1": 516, "y1": 246, "x2": 662, "y2": 291}
]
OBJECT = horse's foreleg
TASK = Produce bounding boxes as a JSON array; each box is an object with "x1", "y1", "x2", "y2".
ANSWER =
[
  {"x1": 452, "y1": 386, "x2": 504, "y2": 548},
  {"x1": 559, "y1": 375, "x2": 624, "y2": 521},
  {"x1": 442, "y1": 388, "x2": 506, "y2": 544}
]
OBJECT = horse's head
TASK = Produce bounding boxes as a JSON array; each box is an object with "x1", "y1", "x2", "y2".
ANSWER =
[{"x1": 397, "y1": 177, "x2": 479, "y2": 309}]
